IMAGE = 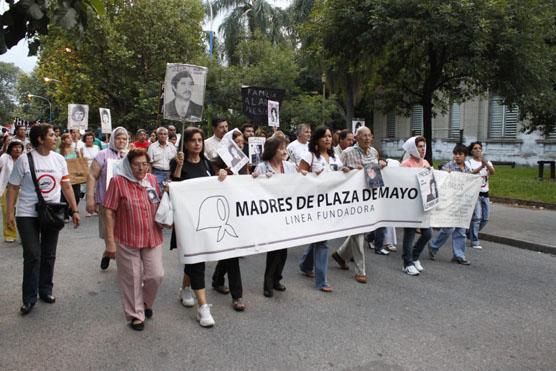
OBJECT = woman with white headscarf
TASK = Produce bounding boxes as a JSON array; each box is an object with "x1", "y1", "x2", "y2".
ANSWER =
[
  {"x1": 400, "y1": 136, "x2": 432, "y2": 276},
  {"x1": 86, "y1": 127, "x2": 129, "y2": 270},
  {"x1": 104, "y1": 148, "x2": 163, "y2": 331}
]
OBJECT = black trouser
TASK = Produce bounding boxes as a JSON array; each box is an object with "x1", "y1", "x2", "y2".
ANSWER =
[
  {"x1": 16, "y1": 217, "x2": 60, "y2": 305},
  {"x1": 61, "y1": 183, "x2": 80, "y2": 218},
  {"x1": 264, "y1": 249, "x2": 287, "y2": 290},
  {"x1": 212, "y1": 258, "x2": 243, "y2": 300},
  {"x1": 366, "y1": 227, "x2": 386, "y2": 252},
  {"x1": 402, "y1": 227, "x2": 432, "y2": 267},
  {"x1": 184, "y1": 262, "x2": 205, "y2": 291}
]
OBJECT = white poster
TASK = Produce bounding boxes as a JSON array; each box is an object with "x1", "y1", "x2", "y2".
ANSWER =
[
  {"x1": 352, "y1": 118, "x2": 365, "y2": 133},
  {"x1": 417, "y1": 168, "x2": 439, "y2": 211},
  {"x1": 163, "y1": 63, "x2": 207, "y2": 122},
  {"x1": 216, "y1": 129, "x2": 249, "y2": 174},
  {"x1": 248, "y1": 137, "x2": 265, "y2": 166},
  {"x1": 99, "y1": 108, "x2": 112, "y2": 134},
  {"x1": 68, "y1": 104, "x2": 89, "y2": 131},
  {"x1": 169, "y1": 168, "x2": 480, "y2": 264},
  {"x1": 267, "y1": 100, "x2": 280, "y2": 127},
  {"x1": 106, "y1": 158, "x2": 123, "y2": 190},
  {"x1": 429, "y1": 171, "x2": 481, "y2": 227}
]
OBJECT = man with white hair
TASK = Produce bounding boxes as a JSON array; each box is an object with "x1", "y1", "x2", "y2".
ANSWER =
[
  {"x1": 286, "y1": 123, "x2": 311, "y2": 165},
  {"x1": 331, "y1": 126, "x2": 387, "y2": 284},
  {"x1": 147, "y1": 127, "x2": 177, "y2": 190}
]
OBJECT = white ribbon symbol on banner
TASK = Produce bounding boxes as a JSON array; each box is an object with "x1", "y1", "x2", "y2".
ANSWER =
[{"x1": 196, "y1": 196, "x2": 238, "y2": 242}]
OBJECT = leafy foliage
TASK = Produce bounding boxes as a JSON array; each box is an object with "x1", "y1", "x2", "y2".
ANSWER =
[{"x1": 0, "y1": 62, "x2": 23, "y2": 123}]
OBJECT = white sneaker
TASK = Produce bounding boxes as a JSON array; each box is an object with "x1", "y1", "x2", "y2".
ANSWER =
[
  {"x1": 385, "y1": 244, "x2": 397, "y2": 252},
  {"x1": 472, "y1": 245, "x2": 483, "y2": 250},
  {"x1": 197, "y1": 304, "x2": 215, "y2": 327},
  {"x1": 402, "y1": 265, "x2": 420, "y2": 276},
  {"x1": 413, "y1": 260, "x2": 424, "y2": 272},
  {"x1": 180, "y1": 287, "x2": 195, "y2": 307}
]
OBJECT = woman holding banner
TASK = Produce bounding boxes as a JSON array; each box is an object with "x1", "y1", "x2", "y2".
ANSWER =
[
  {"x1": 400, "y1": 136, "x2": 432, "y2": 276},
  {"x1": 86, "y1": 127, "x2": 129, "y2": 271},
  {"x1": 298, "y1": 126, "x2": 347, "y2": 293},
  {"x1": 253, "y1": 136, "x2": 298, "y2": 298},
  {"x1": 170, "y1": 127, "x2": 227, "y2": 327}
]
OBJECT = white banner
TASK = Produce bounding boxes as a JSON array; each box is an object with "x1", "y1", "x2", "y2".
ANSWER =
[{"x1": 169, "y1": 168, "x2": 481, "y2": 264}]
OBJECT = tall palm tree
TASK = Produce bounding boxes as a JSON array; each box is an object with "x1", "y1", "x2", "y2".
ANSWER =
[{"x1": 208, "y1": 0, "x2": 287, "y2": 65}]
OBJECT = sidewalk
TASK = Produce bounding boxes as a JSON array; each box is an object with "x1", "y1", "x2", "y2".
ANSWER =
[{"x1": 479, "y1": 202, "x2": 556, "y2": 254}]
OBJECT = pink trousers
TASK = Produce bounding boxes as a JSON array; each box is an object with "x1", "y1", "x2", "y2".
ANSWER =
[{"x1": 116, "y1": 244, "x2": 164, "y2": 322}]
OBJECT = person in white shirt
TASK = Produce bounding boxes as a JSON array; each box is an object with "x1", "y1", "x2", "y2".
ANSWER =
[
  {"x1": 204, "y1": 118, "x2": 228, "y2": 160},
  {"x1": 333, "y1": 129, "x2": 354, "y2": 159},
  {"x1": 466, "y1": 141, "x2": 495, "y2": 250},
  {"x1": 70, "y1": 129, "x2": 84, "y2": 157},
  {"x1": 147, "y1": 127, "x2": 177, "y2": 191},
  {"x1": 167, "y1": 125, "x2": 181, "y2": 149},
  {"x1": 286, "y1": 123, "x2": 311, "y2": 165}
]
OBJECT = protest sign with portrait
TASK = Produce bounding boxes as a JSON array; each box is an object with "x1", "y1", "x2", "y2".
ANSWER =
[
  {"x1": 68, "y1": 104, "x2": 89, "y2": 131},
  {"x1": 242, "y1": 86, "x2": 284, "y2": 124},
  {"x1": 163, "y1": 63, "x2": 207, "y2": 122},
  {"x1": 216, "y1": 129, "x2": 249, "y2": 175},
  {"x1": 99, "y1": 108, "x2": 112, "y2": 134},
  {"x1": 417, "y1": 168, "x2": 439, "y2": 211},
  {"x1": 352, "y1": 118, "x2": 365, "y2": 133},
  {"x1": 248, "y1": 137, "x2": 265, "y2": 166},
  {"x1": 267, "y1": 100, "x2": 280, "y2": 127}
]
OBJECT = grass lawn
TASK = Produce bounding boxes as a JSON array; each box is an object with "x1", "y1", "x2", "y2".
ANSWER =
[{"x1": 433, "y1": 162, "x2": 556, "y2": 204}]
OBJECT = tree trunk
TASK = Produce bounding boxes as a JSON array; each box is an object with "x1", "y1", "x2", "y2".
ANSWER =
[
  {"x1": 423, "y1": 97, "x2": 433, "y2": 165},
  {"x1": 344, "y1": 75, "x2": 355, "y2": 129}
]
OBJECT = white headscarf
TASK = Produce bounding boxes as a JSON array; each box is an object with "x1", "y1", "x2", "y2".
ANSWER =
[
  {"x1": 402, "y1": 136, "x2": 424, "y2": 159},
  {"x1": 114, "y1": 154, "x2": 152, "y2": 188},
  {"x1": 109, "y1": 126, "x2": 129, "y2": 157}
]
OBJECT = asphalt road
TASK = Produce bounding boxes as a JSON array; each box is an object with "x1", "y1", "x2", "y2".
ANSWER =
[{"x1": 1, "y1": 211, "x2": 555, "y2": 371}]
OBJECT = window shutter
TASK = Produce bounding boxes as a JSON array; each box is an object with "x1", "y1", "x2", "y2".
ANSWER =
[
  {"x1": 489, "y1": 95, "x2": 519, "y2": 138},
  {"x1": 410, "y1": 105, "x2": 423, "y2": 135},
  {"x1": 449, "y1": 103, "x2": 461, "y2": 138},
  {"x1": 503, "y1": 105, "x2": 519, "y2": 137},
  {"x1": 386, "y1": 112, "x2": 396, "y2": 138}
]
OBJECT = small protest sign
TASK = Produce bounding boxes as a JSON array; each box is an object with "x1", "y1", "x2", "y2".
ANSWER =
[
  {"x1": 216, "y1": 129, "x2": 249, "y2": 174},
  {"x1": 68, "y1": 104, "x2": 89, "y2": 131},
  {"x1": 267, "y1": 100, "x2": 280, "y2": 127},
  {"x1": 417, "y1": 168, "x2": 439, "y2": 211},
  {"x1": 248, "y1": 137, "x2": 265, "y2": 166},
  {"x1": 364, "y1": 163, "x2": 384, "y2": 188},
  {"x1": 352, "y1": 118, "x2": 365, "y2": 133},
  {"x1": 99, "y1": 108, "x2": 112, "y2": 134}
]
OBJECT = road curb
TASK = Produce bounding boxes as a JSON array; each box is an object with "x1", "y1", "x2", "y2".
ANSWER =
[
  {"x1": 491, "y1": 197, "x2": 556, "y2": 210},
  {"x1": 479, "y1": 232, "x2": 556, "y2": 255}
]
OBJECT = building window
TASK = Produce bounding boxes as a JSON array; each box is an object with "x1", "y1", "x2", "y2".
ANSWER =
[
  {"x1": 488, "y1": 95, "x2": 518, "y2": 138},
  {"x1": 386, "y1": 112, "x2": 396, "y2": 138},
  {"x1": 410, "y1": 105, "x2": 423, "y2": 135},
  {"x1": 449, "y1": 103, "x2": 461, "y2": 139}
]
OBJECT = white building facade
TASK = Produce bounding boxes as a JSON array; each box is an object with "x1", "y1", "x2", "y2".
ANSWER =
[{"x1": 373, "y1": 94, "x2": 556, "y2": 165}]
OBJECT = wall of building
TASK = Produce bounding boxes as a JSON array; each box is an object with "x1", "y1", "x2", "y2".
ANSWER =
[{"x1": 373, "y1": 96, "x2": 556, "y2": 165}]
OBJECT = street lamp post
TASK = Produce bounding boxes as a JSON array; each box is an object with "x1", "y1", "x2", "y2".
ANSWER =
[{"x1": 27, "y1": 94, "x2": 52, "y2": 123}]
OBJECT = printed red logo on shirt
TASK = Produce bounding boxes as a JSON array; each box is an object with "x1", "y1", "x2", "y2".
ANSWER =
[{"x1": 38, "y1": 174, "x2": 56, "y2": 193}]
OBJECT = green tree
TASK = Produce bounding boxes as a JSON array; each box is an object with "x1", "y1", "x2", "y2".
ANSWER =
[
  {"x1": 309, "y1": 0, "x2": 556, "y2": 162},
  {"x1": 0, "y1": 62, "x2": 22, "y2": 123},
  {"x1": 210, "y1": 0, "x2": 288, "y2": 65},
  {"x1": 35, "y1": 0, "x2": 205, "y2": 131},
  {"x1": 0, "y1": 0, "x2": 106, "y2": 55}
]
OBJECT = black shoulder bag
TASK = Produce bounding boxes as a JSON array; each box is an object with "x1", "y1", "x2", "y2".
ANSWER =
[{"x1": 27, "y1": 152, "x2": 67, "y2": 231}]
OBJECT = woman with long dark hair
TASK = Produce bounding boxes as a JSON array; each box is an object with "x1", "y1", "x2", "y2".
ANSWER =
[
  {"x1": 170, "y1": 127, "x2": 227, "y2": 327},
  {"x1": 298, "y1": 126, "x2": 347, "y2": 292}
]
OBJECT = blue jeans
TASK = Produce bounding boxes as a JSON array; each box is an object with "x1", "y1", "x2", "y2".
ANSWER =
[
  {"x1": 366, "y1": 227, "x2": 386, "y2": 252},
  {"x1": 469, "y1": 195, "x2": 490, "y2": 246},
  {"x1": 402, "y1": 228, "x2": 432, "y2": 267},
  {"x1": 430, "y1": 227, "x2": 467, "y2": 259},
  {"x1": 299, "y1": 241, "x2": 329, "y2": 289}
]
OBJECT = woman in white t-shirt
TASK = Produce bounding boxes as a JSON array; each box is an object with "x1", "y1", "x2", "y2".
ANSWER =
[
  {"x1": 466, "y1": 141, "x2": 495, "y2": 250},
  {"x1": 6, "y1": 124, "x2": 81, "y2": 315},
  {"x1": 253, "y1": 136, "x2": 298, "y2": 298},
  {"x1": 0, "y1": 140, "x2": 24, "y2": 242},
  {"x1": 298, "y1": 126, "x2": 348, "y2": 292}
]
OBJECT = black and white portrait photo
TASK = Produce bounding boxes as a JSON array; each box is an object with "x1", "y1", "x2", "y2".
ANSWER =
[
  {"x1": 351, "y1": 118, "x2": 365, "y2": 134},
  {"x1": 217, "y1": 129, "x2": 249, "y2": 174},
  {"x1": 267, "y1": 100, "x2": 280, "y2": 127},
  {"x1": 163, "y1": 63, "x2": 207, "y2": 122},
  {"x1": 364, "y1": 163, "x2": 384, "y2": 189},
  {"x1": 417, "y1": 168, "x2": 440, "y2": 211},
  {"x1": 248, "y1": 137, "x2": 265, "y2": 166},
  {"x1": 68, "y1": 104, "x2": 89, "y2": 131},
  {"x1": 99, "y1": 108, "x2": 112, "y2": 134}
]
